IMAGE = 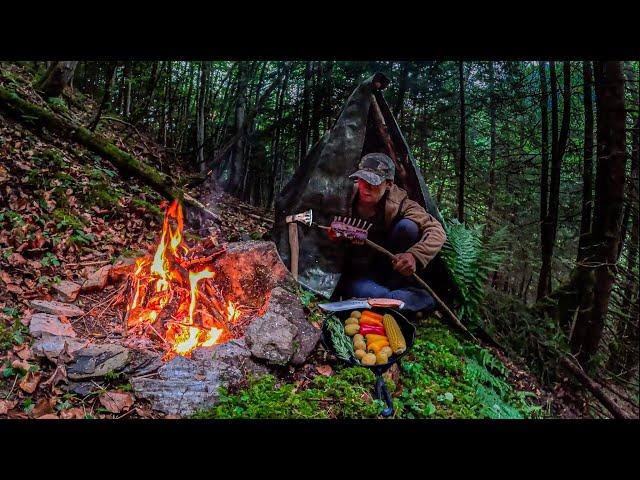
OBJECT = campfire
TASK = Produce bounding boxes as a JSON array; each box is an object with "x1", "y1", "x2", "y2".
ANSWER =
[{"x1": 123, "y1": 199, "x2": 244, "y2": 360}]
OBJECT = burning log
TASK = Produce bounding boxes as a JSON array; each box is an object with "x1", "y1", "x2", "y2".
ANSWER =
[{"x1": 121, "y1": 199, "x2": 250, "y2": 360}]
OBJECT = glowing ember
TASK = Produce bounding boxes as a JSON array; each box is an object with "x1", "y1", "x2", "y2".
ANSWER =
[{"x1": 124, "y1": 199, "x2": 242, "y2": 359}]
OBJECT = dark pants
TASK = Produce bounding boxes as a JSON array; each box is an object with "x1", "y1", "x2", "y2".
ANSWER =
[{"x1": 340, "y1": 219, "x2": 436, "y2": 312}]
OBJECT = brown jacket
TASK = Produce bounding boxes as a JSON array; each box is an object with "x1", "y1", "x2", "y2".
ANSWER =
[{"x1": 349, "y1": 183, "x2": 447, "y2": 270}]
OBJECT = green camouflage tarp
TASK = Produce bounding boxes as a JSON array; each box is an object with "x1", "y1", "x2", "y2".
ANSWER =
[{"x1": 273, "y1": 72, "x2": 447, "y2": 299}]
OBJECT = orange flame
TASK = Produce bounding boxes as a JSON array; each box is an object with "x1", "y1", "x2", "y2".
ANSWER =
[{"x1": 125, "y1": 199, "x2": 233, "y2": 358}]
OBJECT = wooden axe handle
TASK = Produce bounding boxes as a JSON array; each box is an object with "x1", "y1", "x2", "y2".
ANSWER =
[{"x1": 288, "y1": 222, "x2": 299, "y2": 280}]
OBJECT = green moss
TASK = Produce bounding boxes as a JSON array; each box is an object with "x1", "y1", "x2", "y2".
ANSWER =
[
  {"x1": 131, "y1": 198, "x2": 163, "y2": 219},
  {"x1": 52, "y1": 208, "x2": 86, "y2": 230},
  {"x1": 192, "y1": 368, "x2": 384, "y2": 419},
  {"x1": 81, "y1": 180, "x2": 122, "y2": 210}
]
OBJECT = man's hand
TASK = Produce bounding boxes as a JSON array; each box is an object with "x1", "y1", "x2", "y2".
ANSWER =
[{"x1": 392, "y1": 252, "x2": 416, "y2": 276}]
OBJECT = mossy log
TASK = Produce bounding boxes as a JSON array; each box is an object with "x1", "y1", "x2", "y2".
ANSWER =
[
  {"x1": 0, "y1": 86, "x2": 213, "y2": 218},
  {"x1": 0, "y1": 86, "x2": 177, "y2": 199}
]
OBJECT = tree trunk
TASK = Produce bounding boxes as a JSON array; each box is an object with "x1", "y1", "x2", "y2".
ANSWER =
[
  {"x1": 537, "y1": 61, "x2": 550, "y2": 300},
  {"x1": 538, "y1": 61, "x2": 571, "y2": 299},
  {"x1": 89, "y1": 62, "x2": 117, "y2": 132},
  {"x1": 458, "y1": 61, "x2": 466, "y2": 223},
  {"x1": 268, "y1": 66, "x2": 290, "y2": 208},
  {"x1": 131, "y1": 62, "x2": 160, "y2": 125},
  {"x1": 310, "y1": 61, "x2": 323, "y2": 145},
  {"x1": 196, "y1": 61, "x2": 208, "y2": 172},
  {"x1": 488, "y1": 61, "x2": 497, "y2": 218},
  {"x1": 36, "y1": 61, "x2": 79, "y2": 98},
  {"x1": 393, "y1": 61, "x2": 410, "y2": 119},
  {"x1": 570, "y1": 61, "x2": 627, "y2": 366},
  {"x1": 578, "y1": 61, "x2": 594, "y2": 262},
  {"x1": 226, "y1": 61, "x2": 250, "y2": 193},
  {"x1": 299, "y1": 61, "x2": 313, "y2": 163}
]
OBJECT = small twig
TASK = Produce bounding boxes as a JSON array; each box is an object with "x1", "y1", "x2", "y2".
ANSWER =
[
  {"x1": 4, "y1": 374, "x2": 19, "y2": 400},
  {"x1": 66, "y1": 260, "x2": 112, "y2": 268}
]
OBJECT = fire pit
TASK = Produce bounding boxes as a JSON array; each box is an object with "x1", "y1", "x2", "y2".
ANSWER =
[
  {"x1": 122, "y1": 199, "x2": 255, "y2": 359},
  {"x1": 28, "y1": 199, "x2": 322, "y2": 416}
]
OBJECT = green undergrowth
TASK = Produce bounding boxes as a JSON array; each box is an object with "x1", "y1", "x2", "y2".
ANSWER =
[
  {"x1": 192, "y1": 317, "x2": 542, "y2": 419},
  {"x1": 395, "y1": 319, "x2": 542, "y2": 419},
  {"x1": 192, "y1": 368, "x2": 385, "y2": 419}
]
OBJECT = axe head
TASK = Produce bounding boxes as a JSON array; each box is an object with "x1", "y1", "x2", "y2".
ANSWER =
[{"x1": 285, "y1": 210, "x2": 313, "y2": 226}]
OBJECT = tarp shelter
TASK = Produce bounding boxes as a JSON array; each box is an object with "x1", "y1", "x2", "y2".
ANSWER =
[{"x1": 273, "y1": 72, "x2": 455, "y2": 302}]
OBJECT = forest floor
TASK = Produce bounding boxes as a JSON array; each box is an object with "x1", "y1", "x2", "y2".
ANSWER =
[{"x1": 0, "y1": 63, "x2": 605, "y2": 419}]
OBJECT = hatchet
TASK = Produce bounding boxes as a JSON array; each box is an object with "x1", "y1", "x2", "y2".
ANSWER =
[{"x1": 285, "y1": 210, "x2": 313, "y2": 280}]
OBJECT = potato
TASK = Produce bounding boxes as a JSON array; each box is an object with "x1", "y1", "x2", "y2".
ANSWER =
[
  {"x1": 353, "y1": 334, "x2": 364, "y2": 344},
  {"x1": 361, "y1": 353, "x2": 377, "y2": 366},
  {"x1": 355, "y1": 349, "x2": 366, "y2": 360},
  {"x1": 375, "y1": 351, "x2": 389, "y2": 365},
  {"x1": 345, "y1": 317, "x2": 359, "y2": 326},
  {"x1": 350, "y1": 311, "x2": 362, "y2": 319},
  {"x1": 344, "y1": 324, "x2": 360, "y2": 336},
  {"x1": 380, "y1": 346, "x2": 393, "y2": 358},
  {"x1": 353, "y1": 339, "x2": 366, "y2": 351}
]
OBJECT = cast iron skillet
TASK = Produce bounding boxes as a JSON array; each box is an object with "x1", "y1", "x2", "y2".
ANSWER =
[{"x1": 321, "y1": 307, "x2": 416, "y2": 417}]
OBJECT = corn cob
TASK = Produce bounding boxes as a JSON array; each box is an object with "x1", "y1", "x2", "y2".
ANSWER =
[{"x1": 382, "y1": 314, "x2": 406, "y2": 355}]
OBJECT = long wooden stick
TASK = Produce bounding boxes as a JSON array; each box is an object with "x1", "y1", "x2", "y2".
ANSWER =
[
  {"x1": 364, "y1": 238, "x2": 478, "y2": 342},
  {"x1": 315, "y1": 223, "x2": 476, "y2": 342}
]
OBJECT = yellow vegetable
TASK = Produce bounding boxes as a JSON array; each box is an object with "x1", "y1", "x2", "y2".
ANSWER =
[
  {"x1": 353, "y1": 339, "x2": 366, "y2": 351},
  {"x1": 345, "y1": 317, "x2": 359, "y2": 326},
  {"x1": 350, "y1": 311, "x2": 362, "y2": 319},
  {"x1": 355, "y1": 349, "x2": 366, "y2": 360},
  {"x1": 380, "y1": 346, "x2": 393, "y2": 358},
  {"x1": 344, "y1": 324, "x2": 360, "y2": 336},
  {"x1": 361, "y1": 353, "x2": 376, "y2": 366},
  {"x1": 375, "y1": 351, "x2": 389, "y2": 365},
  {"x1": 383, "y1": 314, "x2": 406, "y2": 355},
  {"x1": 367, "y1": 340, "x2": 390, "y2": 354},
  {"x1": 365, "y1": 334, "x2": 387, "y2": 343},
  {"x1": 353, "y1": 334, "x2": 364, "y2": 344}
]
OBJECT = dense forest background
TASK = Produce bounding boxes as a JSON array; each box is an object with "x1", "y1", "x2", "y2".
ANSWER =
[{"x1": 1, "y1": 60, "x2": 638, "y2": 416}]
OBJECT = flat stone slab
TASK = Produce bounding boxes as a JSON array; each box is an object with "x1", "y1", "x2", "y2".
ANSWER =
[
  {"x1": 132, "y1": 340, "x2": 269, "y2": 416},
  {"x1": 29, "y1": 313, "x2": 77, "y2": 338},
  {"x1": 67, "y1": 344, "x2": 130, "y2": 380},
  {"x1": 29, "y1": 299, "x2": 85, "y2": 317},
  {"x1": 52, "y1": 280, "x2": 82, "y2": 302},
  {"x1": 32, "y1": 334, "x2": 88, "y2": 361}
]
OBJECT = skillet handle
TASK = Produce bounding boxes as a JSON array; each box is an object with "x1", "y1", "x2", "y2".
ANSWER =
[{"x1": 375, "y1": 374, "x2": 394, "y2": 417}]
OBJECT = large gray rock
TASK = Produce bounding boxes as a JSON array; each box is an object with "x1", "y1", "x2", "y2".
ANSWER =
[
  {"x1": 131, "y1": 340, "x2": 269, "y2": 416},
  {"x1": 29, "y1": 313, "x2": 77, "y2": 338},
  {"x1": 32, "y1": 334, "x2": 88, "y2": 361},
  {"x1": 244, "y1": 287, "x2": 321, "y2": 365},
  {"x1": 211, "y1": 241, "x2": 294, "y2": 310},
  {"x1": 29, "y1": 300, "x2": 85, "y2": 317},
  {"x1": 67, "y1": 344, "x2": 130, "y2": 380}
]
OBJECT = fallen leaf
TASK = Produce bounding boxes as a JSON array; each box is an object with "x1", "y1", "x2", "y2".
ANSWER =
[
  {"x1": 41, "y1": 365, "x2": 68, "y2": 389},
  {"x1": 316, "y1": 364, "x2": 333, "y2": 377},
  {"x1": 0, "y1": 270, "x2": 12, "y2": 285},
  {"x1": 19, "y1": 371, "x2": 41, "y2": 393},
  {"x1": 99, "y1": 391, "x2": 134, "y2": 414},
  {"x1": 11, "y1": 359, "x2": 31, "y2": 371},
  {"x1": 0, "y1": 399, "x2": 19, "y2": 415},
  {"x1": 60, "y1": 407, "x2": 84, "y2": 419},
  {"x1": 15, "y1": 346, "x2": 33, "y2": 361},
  {"x1": 31, "y1": 398, "x2": 55, "y2": 418},
  {"x1": 36, "y1": 414, "x2": 59, "y2": 419},
  {"x1": 8, "y1": 252, "x2": 27, "y2": 266},
  {"x1": 6, "y1": 284, "x2": 24, "y2": 294}
]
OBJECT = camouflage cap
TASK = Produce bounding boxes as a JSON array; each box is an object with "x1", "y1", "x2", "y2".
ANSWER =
[{"x1": 349, "y1": 153, "x2": 396, "y2": 186}]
